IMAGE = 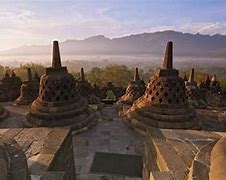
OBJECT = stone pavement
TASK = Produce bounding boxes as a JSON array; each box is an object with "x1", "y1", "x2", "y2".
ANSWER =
[
  {"x1": 0, "y1": 127, "x2": 75, "y2": 180},
  {"x1": 143, "y1": 127, "x2": 226, "y2": 180},
  {"x1": 0, "y1": 102, "x2": 27, "y2": 128},
  {"x1": 197, "y1": 108, "x2": 226, "y2": 131},
  {"x1": 73, "y1": 104, "x2": 144, "y2": 180}
]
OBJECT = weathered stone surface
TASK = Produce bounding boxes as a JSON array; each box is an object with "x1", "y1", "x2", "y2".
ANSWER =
[
  {"x1": 77, "y1": 67, "x2": 100, "y2": 104},
  {"x1": 149, "y1": 171, "x2": 174, "y2": 180},
  {"x1": 122, "y1": 42, "x2": 198, "y2": 133},
  {"x1": 15, "y1": 68, "x2": 39, "y2": 105},
  {"x1": 0, "y1": 133, "x2": 30, "y2": 180},
  {"x1": 0, "y1": 127, "x2": 75, "y2": 180},
  {"x1": 0, "y1": 70, "x2": 22, "y2": 102},
  {"x1": 117, "y1": 68, "x2": 145, "y2": 108},
  {"x1": 73, "y1": 104, "x2": 144, "y2": 180},
  {"x1": 142, "y1": 127, "x2": 226, "y2": 180},
  {"x1": 197, "y1": 108, "x2": 226, "y2": 131},
  {"x1": 0, "y1": 105, "x2": 9, "y2": 121},
  {"x1": 210, "y1": 136, "x2": 226, "y2": 180},
  {"x1": 23, "y1": 41, "x2": 97, "y2": 131},
  {"x1": 185, "y1": 68, "x2": 207, "y2": 108},
  {"x1": 199, "y1": 73, "x2": 225, "y2": 108},
  {"x1": 99, "y1": 82, "x2": 125, "y2": 100}
]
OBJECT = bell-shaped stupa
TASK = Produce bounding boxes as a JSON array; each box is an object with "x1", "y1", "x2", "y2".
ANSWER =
[
  {"x1": 77, "y1": 67, "x2": 100, "y2": 104},
  {"x1": 123, "y1": 42, "x2": 198, "y2": 131},
  {"x1": 204, "y1": 74, "x2": 211, "y2": 88},
  {"x1": 15, "y1": 68, "x2": 39, "y2": 105},
  {"x1": 185, "y1": 68, "x2": 206, "y2": 108},
  {"x1": 0, "y1": 70, "x2": 22, "y2": 101},
  {"x1": 210, "y1": 74, "x2": 221, "y2": 93},
  {"x1": 24, "y1": 41, "x2": 97, "y2": 130},
  {"x1": 117, "y1": 67, "x2": 145, "y2": 107},
  {"x1": 207, "y1": 74, "x2": 224, "y2": 107}
]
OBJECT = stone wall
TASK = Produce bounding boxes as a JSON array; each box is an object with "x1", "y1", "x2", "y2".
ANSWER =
[
  {"x1": 0, "y1": 134, "x2": 30, "y2": 180},
  {"x1": 0, "y1": 128, "x2": 75, "y2": 180},
  {"x1": 143, "y1": 127, "x2": 226, "y2": 180}
]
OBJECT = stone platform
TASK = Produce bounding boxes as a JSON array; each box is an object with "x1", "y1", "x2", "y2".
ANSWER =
[
  {"x1": 143, "y1": 127, "x2": 226, "y2": 180},
  {"x1": 0, "y1": 102, "x2": 28, "y2": 128},
  {"x1": 1, "y1": 101, "x2": 226, "y2": 180},
  {"x1": 0, "y1": 127, "x2": 75, "y2": 180},
  {"x1": 73, "y1": 104, "x2": 144, "y2": 180},
  {"x1": 197, "y1": 108, "x2": 226, "y2": 131}
]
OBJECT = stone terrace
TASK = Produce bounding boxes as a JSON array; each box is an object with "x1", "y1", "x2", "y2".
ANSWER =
[
  {"x1": 73, "y1": 104, "x2": 144, "y2": 180},
  {"x1": 0, "y1": 127, "x2": 75, "y2": 180}
]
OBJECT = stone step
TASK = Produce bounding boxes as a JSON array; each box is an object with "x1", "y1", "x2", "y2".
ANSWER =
[{"x1": 77, "y1": 174, "x2": 141, "y2": 180}]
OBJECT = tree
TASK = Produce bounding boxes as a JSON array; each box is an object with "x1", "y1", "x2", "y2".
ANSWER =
[
  {"x1": 220, "y1": 77, "x2": 226, "y2": 91},
  {"x1": 100, "y1": 65, "x2": 133, "y2": 87},
  {"x1": 86, "y1": 67, "x2": 102, "y2": 86},
  {"x1": 13, "y1": 63, "x2": 45, "y2": 80}
]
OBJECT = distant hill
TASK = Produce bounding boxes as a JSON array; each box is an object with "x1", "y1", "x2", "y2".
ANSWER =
[{"x1": 1, "y1": 30, "x2": 226, "y2": 57}]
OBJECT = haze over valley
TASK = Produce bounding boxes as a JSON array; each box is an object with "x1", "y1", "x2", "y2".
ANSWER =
[{"x1": 0, "y1": 30, "x2": 226, "y2": 70}]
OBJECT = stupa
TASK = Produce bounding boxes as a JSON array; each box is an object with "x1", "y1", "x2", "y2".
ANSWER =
[
  {"x1": 100, "y1": 82, "x2": 125, "y2": 99},
  {"x1": 117, "y1": 67, "x2": 145, "y2": 107},
  {"x1": 0, "y1": 72, "x2": 9, "y2": 101},
  {"x1": 77, "y1": 67, "x2": 100, "y2": 104},
  {"x1": 15, "y1": 68, "x2": 39, "y2": 105},
  {"x1": 204, "y1": 74, "x2": 211, "y2": 89},
  {"x1": 198, "y1": 75, "x2": 210, "y2": 102},
  {"x1": 23, "y1": 41, "x2": 97, "y2": 131},
  {"x1": 183, "y1": 73, "x2": 188, "y2": 82},
  {"x1": 1, "y1": 70, "x2": 10, "y2": 83},
  {"x1": 185, "y1": 68, "x2": 206, "y2": 108},
  {"x1": 34, "y1": 70, "x2": 40, "y2": 82},
  {"x1": 207, "y1": 74, "x2": 224, "y2": 107},
  {"x1": 0, "y1": 70, "x2": 22, "y2": 101},
  {"x1": 123, "y1": 42, "x2": 198, "y2": 132},
  {"x1": 210, "y1": 74, "x2": 221, "y2": 93}
]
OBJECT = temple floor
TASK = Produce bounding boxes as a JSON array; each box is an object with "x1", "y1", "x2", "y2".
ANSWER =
[
  {"x1": 0, "y1": 102, "x2": 144, "y2": 180},
  {"x1": 1, "y1": 102, "x2": 226, "y2": 179},
  {"x1": 73, "y1": 104, "x2": 144, "y2": 180},
  {"x1": 0, "y1": 102, "x2": 26, "y2": 128}
]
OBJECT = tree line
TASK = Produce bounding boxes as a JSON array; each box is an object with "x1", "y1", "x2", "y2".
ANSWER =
[{"x1": 1, "y1": 63, "x2": 226, "y2": 90}]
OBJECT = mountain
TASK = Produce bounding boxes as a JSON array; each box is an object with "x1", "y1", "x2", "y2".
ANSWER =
[{"x1": 1, "y1": 30, "x2": 226, "y2": 57}]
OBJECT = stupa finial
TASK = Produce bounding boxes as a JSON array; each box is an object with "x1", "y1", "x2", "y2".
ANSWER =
[
  {"x1": 211, "y1": 74, "x2": 217, "y2": 81},
  {"x1": 27, "y1": 68, "x2": 32, "y2": 82},
  {"x1": 205, "y1": 74, "x2": 210, "y2": 81},
  {"x1": 34, "y1": 70, "x2": 40, "y2": 81},
  {"x1": 188, "y1": 68, "x2": 195, "y2": 83},
  {"x1": 80, "y1": 67, "x2": 85, "y2": 81},
  {"x1": 52, "y1": 41, "x2": 62, "y2": 68},
  {"x1": 11, "y1": 70, "x2": 16, "y2": 77},
  {"x1": 134, "y1": 67, "x2": 140, "y2": 81},
  {"x1": 162, "y1": 41, "x2": 173, "y2": 69},
  {"x1": 5, "y1": 70, "x2": 9, "y2": 77},
  {"x1": 184, "y1": 74, "x2": 188, "y2": 81}
]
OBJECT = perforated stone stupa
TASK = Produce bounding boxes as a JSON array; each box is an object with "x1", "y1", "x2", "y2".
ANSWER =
[
  {"x1": 0, "y1": 70, "x2": 22, "y2": 101},
  {"x1": 77, "y1": 67, "x2": 100, "y2": 104},
  {"x1": 15, "y1": 68, "x2": 39, "y2": 105},
  {"x1": 23, "y1": 41, "x2": 97, "y2": 131},
  {"x1": 117, "y1": 67, "x2": 145, "y2": 106},
  {"x1": 123, "y1": 41, "x2": 198, "y2": 132},
  {"x1": 185, "y1": 68, "x2": 206, "y2": 108},
  {"x1": 207, "y1": 74, "x2": 224, "y2": 107},
  {"x1": 210, "y1": 74, "x2": 221, "y2": 94}
]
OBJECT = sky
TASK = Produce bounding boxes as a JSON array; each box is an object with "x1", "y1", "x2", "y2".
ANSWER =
[{"x1": 0, "y1": 0, "x2": 226, "y2": 50}]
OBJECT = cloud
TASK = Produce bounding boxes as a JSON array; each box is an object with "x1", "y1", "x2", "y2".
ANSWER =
[
  {"x1": 146, "y1": 21, "x2": 226, "y2": 35},
  {"x1": 0, "y1": 1, "x2": 226, "y2": 50}
]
